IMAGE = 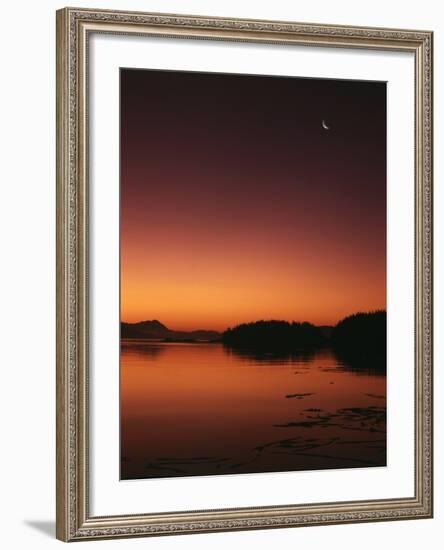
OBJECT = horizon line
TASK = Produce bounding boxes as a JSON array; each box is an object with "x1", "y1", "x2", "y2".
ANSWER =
[{"x1": 120, "y1": 309, "x2": 387, "y2": 332}]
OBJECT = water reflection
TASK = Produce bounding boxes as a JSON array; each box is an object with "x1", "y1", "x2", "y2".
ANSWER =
[
  {"x1": 121, "y1": 341, "x2": 386, "y2": 480},
  {"x1": 333, "y1": 348, "x2": 386, "y2": 375},
  {"x1": 121, "y1": 341, "x2": 166, "y2": 359},
  {"x1": 223, "y1": 344, "x2": 386, "y2": 374},
  {"x1": 223, "y1": 345, "x2": 316, "y2": 364}
]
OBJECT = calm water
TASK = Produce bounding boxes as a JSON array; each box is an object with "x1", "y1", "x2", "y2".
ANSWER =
[{"x1": 121, "y1": 341, "x2": 386, "y2": 480}]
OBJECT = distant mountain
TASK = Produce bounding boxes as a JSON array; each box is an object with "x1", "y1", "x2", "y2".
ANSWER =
[{"x1": 121, "y1": 320, "x2": 221, "y2": 342}]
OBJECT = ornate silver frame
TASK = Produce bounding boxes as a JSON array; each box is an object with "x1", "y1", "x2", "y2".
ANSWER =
[{"x1": 56, "y1": 7, "x2": 433, "y2": 542}]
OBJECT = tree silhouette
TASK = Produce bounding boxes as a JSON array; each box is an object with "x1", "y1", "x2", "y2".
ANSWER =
[
  {"x1": 331, "y1": 310, "x2": 386, "y2": 370},
  {"x1": 221, "y1": 311, "x2": 386, "y2": 371},
  {"x1": 222, "y1": 320, "x2": 326, "y2": 351}
]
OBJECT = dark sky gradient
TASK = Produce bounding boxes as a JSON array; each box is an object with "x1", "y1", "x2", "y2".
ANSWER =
[{"x1": 121, "y1": 68, "x2": 386, "y2": 331}]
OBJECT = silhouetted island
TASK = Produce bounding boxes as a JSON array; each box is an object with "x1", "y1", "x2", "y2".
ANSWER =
[
  {"x1": 222, "y1": 320, "x2": 326, "y2": 350},
  {"x1": 121, "y1": 311, "x2": 386, "y2": 371},
  {"x1": 331, "y1": 310, "x2": 386, "y2": 370},
  {"x1": 220, "y1": 312, "x2": 386, "y2": 371},
  {"x1": 121, "y1": 320, "x2": 220, "y2": 342}
]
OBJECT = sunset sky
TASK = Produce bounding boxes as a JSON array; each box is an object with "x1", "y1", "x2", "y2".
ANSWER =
[{"x1": 120, "y1": 68, "x2": 386, "y2": 331}]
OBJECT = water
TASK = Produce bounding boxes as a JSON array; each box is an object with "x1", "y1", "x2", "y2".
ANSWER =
[{"x1": 121, "y1": 341, "x2": 386, "y2": 480}]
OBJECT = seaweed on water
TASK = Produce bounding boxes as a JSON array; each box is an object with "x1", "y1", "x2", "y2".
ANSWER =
[{"x1": 285, "y1": 392, "x2": 315, "y2": 399}]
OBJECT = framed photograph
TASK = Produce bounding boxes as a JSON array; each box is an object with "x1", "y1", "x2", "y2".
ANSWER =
[{"x1": 56, "y1": 7, "x2": 433, "y2": 541}]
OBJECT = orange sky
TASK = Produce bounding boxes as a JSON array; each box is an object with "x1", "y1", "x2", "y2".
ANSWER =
[{"x1": 120, "y1": 69, "x2": 386, "y2": 331}]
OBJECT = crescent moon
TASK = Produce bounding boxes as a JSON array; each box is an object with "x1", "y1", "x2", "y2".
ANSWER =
[{"x1": 322, "y1": 120, "x2": 330, "y2": 130}]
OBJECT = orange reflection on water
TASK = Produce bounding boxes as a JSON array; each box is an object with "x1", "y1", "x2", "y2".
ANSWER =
[{"x1": 120, "y1": 342, "x2": 386, "y2": 479}]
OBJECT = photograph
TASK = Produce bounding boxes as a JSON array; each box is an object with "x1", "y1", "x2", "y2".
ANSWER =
[
  {"x1": 54, "y1": 6, "x2": 433, "y2": 541},
  {"x1": 120, "y1": 68, "x2": 387, "y2": 480},
  {"x1": 0, "y1": 0, "x2": 438, "y2": 546}
]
